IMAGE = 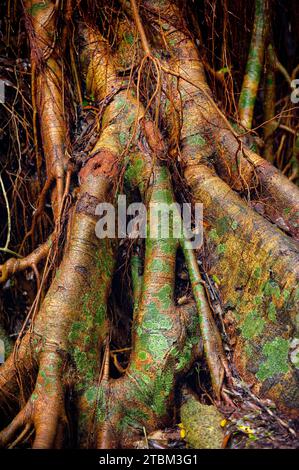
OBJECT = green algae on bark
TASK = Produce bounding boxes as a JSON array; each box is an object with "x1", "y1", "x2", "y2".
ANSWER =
[{"x1": 238, "y1": 0, "x2": 268, "y2": 128}]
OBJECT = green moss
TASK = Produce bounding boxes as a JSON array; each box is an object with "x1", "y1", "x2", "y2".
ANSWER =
[
  {"x1": 241, "y1": 310, "x2": 265, "y2": 340},
  {"x1": 151, "y1": 368, "x2": 173, "y2": 416},
  {"x1": 73, "y1": 347, "x2": 98, "y2": 383},
  {"x1": 216, "y1": 216, "x2": 230, "y2": 236},
  {"x1": 119, "y1": 131, "x2": 127, "y2": 146},
  {"x1": 268, "y1": 302, "x2": 277, "y2": 322},
  {"x1": 160, "y1": 238, "x2": 177, "y2": 254},
  {"x1": 142, "y1": 301, "x2": 173, "y2": 331},
  {"x1": 140, "y1": 333, "x2": 171, "y2": 361},
  {"x1": 209, "y1": 229, "x2": 219, "y2": 242},
  {"x1": 185, "y1": 134, "x2": 206, "y2": 147},
  {"x1": 68, "y1": 321, "x2": 84, "y2": 342},
  {"x1": 115, "y1": 95, "x2": 127, "y2": 111},
  {"x1": 245, "y1": 344, "x2": 253, "y2": 357},
  {"x1": 124, "y1": 32, "x2": 134, "y2": 45},
  {"x1": 138, "y1": 350, "x2": 148, "y2": 361},
  {"x1": 73, "y1": 348, "x2": 88, "y2": 373},
  {"x1": 283, "y1": 289, "x2": 291, "y2": 302},
  {"x1": 239, "y1": 88, "x2": 256, "y2": 110},
  {"x1": 95, "y1": 303, "x2": 106, "y2": 326},
  {"x1": 152, "y1": 189, "x2": 174, "y2": 205},
  {"x1": 117, "y1": 407, "x2": 149, "y2": 433},
  {"x1": 263, "y1": 279, "x2": 280, "y2": 299},
  {"x1": 85, "y1": 386, "x2": 98, "y2": 405},
  {"x1": 181, "y1": 397, "x2": 224, "y2": 449},
  {"x1": 55, "y1": 268, "x2": 61, "y2": 280},
  {"x1": 27, "y1": 1, "x2": 49, "y2": 16},
  {"x1": 148, "y1": 258, "x2": 171, "y2": 274},
  {"x1": 253, "y1": 295, "x2": 263, "y2": 305},
  {"x1": 156, "y1": 284, "x2": 172, "y2": 309},
  {"x1": 125, "y1": 156, "x2": 145, "y2": 186},
  {"x1": 217, "y1": 243, "x2": 226, "y2": 254},
  {"x1": 290, "y1": 339, "x2": 299, "y2": 368},
  {"x1": 253, "y1": 267, "x2": 262, "y2": 279},
  {"x1": 211, "y1": 274, "x2": 220, "y2": 285},
  {"x1": 39, "y1": 369, "x2": 53, "y2": 387},
  {"x1": 256, "y1": 338, "x2": 289, "y2": 381},
  {"x1": 176, "y1": 347, "x2": 192, "y2": 371},
  {"x1": 95, "y1": 386, "x2": 106, "y2": 423}
]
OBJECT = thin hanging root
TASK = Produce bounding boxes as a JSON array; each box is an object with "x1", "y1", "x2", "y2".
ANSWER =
[
  {"x1": 19, "y1": 174, "x2": 54, "y2": 250},
  {"x1": 129, "y1": 0, "x2": 162, "y2": 126},
  {"x1": 0, "y1": 404, "x2": 31, "y2": 447},
  {"x1": 270, "y1": 48, "x2": 292, "y2": 85},
  {"x1": 238, "y1": 0, "x2": 268, "y2": 129},
  {"x1": 180, "y1": 236, "x2": 230, "y2": 399},
  {"x1": 0, "y1": 347, "x2": 67, "y2": 449},
  {"x1": 263, "y1": 45, "x2": 276, "y2": 163},
  {"x1": 0, "y1": 233, "x2": 54, "y2": 283},
  {"x1": 17, "y1": 159, "x2": 72, "y2": 269},
  {"x1": 0, "y1": 334, "x2": 34, "y2": 411},
  {"x1": 31, "y1": 61, "x2": 41, "y2": 185},
  {"x1": 110, "y1": 351, "x2": 127, "y2": 374},
  {"x1": 24, "y1": 0, "x2": 69, "y2": 218},
  {"x1": 8, "y1": 423, "x2": 32, "y2": 449},
  {"x1": 130, "y1": 0, "x2": 151, "y2": 56}
]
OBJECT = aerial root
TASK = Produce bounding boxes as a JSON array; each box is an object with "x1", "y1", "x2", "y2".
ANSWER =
[
  {"x1": 0, "y1": 403, "x2": 32, "y2": 448},
  {"x1": 0, "y1": 233, "x2": 54, "y2": 284},
  {"x1": 0, "y1": 342, "x2": 67, "y2": 449},
  {"x1": 8, "y1": 423, "x2": 33, "y2": 449},
  {"x1": 0, "y1": 392, "x2": 67, "y2": 449}
]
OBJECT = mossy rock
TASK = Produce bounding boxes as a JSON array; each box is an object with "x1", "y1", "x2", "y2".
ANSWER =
[{"x1": 181, "y1": 397, "x2": 224, "y2": 449}]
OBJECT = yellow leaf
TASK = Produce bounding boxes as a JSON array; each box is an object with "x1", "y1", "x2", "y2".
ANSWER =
[{"x1": 238, "y1": 425, "x2": 255, "y2": 435}]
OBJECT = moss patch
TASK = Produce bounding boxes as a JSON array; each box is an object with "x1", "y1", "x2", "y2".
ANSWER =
[
  {"x1": 256, "y1": 338, "x2": 289, "y2": 381},
  {"x1": 241, "y1": 310, "x2": 265, "y2": 340},
  {"x1": 181, "y1": 397, "x2": 224, "y2": 449}
]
